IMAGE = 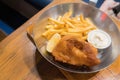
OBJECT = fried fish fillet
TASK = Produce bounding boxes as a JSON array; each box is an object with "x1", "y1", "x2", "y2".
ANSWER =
[{"x1": 52, "y1": 35, "x2": 100, "y2": 67}]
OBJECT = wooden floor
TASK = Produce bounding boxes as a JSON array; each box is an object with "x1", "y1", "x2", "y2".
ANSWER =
[{"x1": 0, "y1": 29, "x2": 7, "y2": 41}]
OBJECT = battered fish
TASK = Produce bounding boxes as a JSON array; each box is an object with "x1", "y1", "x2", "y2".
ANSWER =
[{"x1": 52, "y1": 35, "x2": 100, "y2": 67}]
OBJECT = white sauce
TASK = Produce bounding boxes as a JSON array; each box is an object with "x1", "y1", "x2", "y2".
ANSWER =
[{"x1": 87, "y1": 29, "x2": 111, "y2": 49}]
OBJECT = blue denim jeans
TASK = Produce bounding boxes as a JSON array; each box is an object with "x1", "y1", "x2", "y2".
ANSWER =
[{"x1": 83, "y1": 0, "x2": 104, "y2": 8}]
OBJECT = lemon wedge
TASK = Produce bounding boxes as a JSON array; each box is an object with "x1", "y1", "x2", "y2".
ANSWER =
[{"x1": 46, "y1": 33, "x2": 61, "y2": 52}]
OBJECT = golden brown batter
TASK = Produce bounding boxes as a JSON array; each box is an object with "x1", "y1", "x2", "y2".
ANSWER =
[{"x1": 52, "y1": 35, "x2": 100, "y2": 67}]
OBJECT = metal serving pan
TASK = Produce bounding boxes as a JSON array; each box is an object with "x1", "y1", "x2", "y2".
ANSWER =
[{"x1": 32, "y1": 2, "x2": 120, "y2": 73}]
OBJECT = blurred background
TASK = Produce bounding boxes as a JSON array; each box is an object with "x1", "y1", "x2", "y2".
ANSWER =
[
  {"x1": 0, "y1": 0, "x2": 119, "y2": 41},
  {"x1": 0, "y1": 0, "x2": 53, "y2": 41}
]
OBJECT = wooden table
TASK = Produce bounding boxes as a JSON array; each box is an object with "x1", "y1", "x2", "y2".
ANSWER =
[{"x1": 0, "y1": 0, "x2": 120, "y2": 80}]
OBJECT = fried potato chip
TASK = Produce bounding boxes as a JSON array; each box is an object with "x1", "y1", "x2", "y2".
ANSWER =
[{"x1": 42, "y1": 11, "x2": 97, "y2": 41}]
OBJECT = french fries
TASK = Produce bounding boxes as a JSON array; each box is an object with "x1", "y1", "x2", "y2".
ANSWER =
[{"x1": 42, "y1": 11, "x2": 97, "y2": 41}]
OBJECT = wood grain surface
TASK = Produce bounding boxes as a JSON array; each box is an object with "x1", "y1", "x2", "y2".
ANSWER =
[{"x1": 0, "y1": 0, "x2": 120, "y2": 80}]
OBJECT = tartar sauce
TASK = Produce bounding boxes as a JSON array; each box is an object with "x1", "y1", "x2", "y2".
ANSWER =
[{"x1": 87, "y1": 29, "x2": 111, "y2": 49}]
